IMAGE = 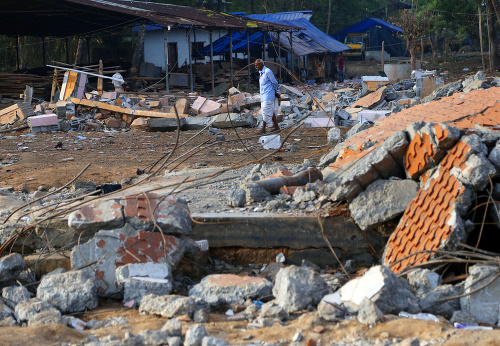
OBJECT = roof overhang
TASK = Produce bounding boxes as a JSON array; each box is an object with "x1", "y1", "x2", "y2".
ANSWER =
[{"x1": 0, "y1": 0, "x2": 299, "y2": 38}]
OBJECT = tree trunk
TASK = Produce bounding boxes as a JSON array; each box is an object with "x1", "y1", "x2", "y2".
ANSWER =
[
  {"x1": 429, "y1": 28, "x2": 440, "y2": 60},
  {"x1": 486, "y1": 0, "x2": 500, "y2": 70},
  {"x1": 250, "y1": 0, "x2": 255, "y2": 13},
  {"x1": 132, "y1": 23, "x2": 146, "y2": 73},
  {"x1": 444, "y1": 36, "x2": 450, "y2": 58},
  {"x1": 326, "y1": 0, "x2": 332, "y2": 35},
  {"x1": 290, "y1": 0, "x2": 294, "y2": 12},
  {"x1": 490, "y1": 0, "x2": 500, "y2": 24},
  {"x1": 409, "y1": 46, "x2": 416, "y2": 71},
  {"x1": 74, "y1": 37, "x2": 83, "y2": 66}
]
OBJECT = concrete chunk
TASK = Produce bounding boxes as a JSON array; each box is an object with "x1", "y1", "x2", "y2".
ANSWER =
[
  {"x1": 461, "y1": 265, "x2": 500, "y2": 325},
  {"x1": 28, "y1": 309, "x2": 63, "y2": 326},
  {"x1": 407, "y1": 269, "x2": 441, "y2": 298},
  {"x1": 349, "y1": 179, "x2": 419, "y2": 231},
  {"x1": 121, "y1": 277, "x2": 173, "y2": 307},
  {"x1": 0, "y1": 253, "x2": 25, "y2": 282},
  {"x1": 273, "y1": 265, "x2": 330, "y2": 313},
  {"x1": 211, "y1": 113, "x2": 256, "y2": 128},
  {"x1": 37, "y1": 271, "x2": 98, "y2": 313},
  {"x1": 149, "y1": 117, "x2": 186, "y2": 131},
  {"x1": 14, "y1": 298, "x2": 58, "y2": 322},
  {"x1": 419, "y1": 284, "x2": 460, "y2": 316},
  {"x1": 339, "y1": 265, "x2": 418, "y2": 314},
  {"x1": 279, "y1": 85, "x2": 303, "y2": 98},
  {"x1": 189, "y1": 274, "x2": 272, "y2": 306},
  {"x1": 139, "y1": 294, "x2": 197, "y2": 318},
  {"x1": 317, "y1": 293, "x2": 345, "y2": 321},
  {"x1": 327, "y1": 127, "x2": 341, "y2": 144},
  {"x1": 185, "y1": 324, "x2": 207, "y2": 346},
  {"x1": 456, "y1": 153, "x2": 496, "y2": 191},
  {"x1": 357, "y1": 297, "x2": 383, "y2": 325},
  {"x1": 2, "y1": 285, "x2": 33, "y2": 309}
]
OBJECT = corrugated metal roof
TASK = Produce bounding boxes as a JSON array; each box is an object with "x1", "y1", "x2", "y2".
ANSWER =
[
  {"x1": 0, "y1": 0, "x2": 299, "y2": 37},
  {"x1": 67, "y1": 0, "x2": 299, "y2": 30},
  {"x1": 332, "y1": 17, "x2": 402, "y2": 42},
  {"x1": 245, "y1": 11, "x2": 313, "y2": 22}
]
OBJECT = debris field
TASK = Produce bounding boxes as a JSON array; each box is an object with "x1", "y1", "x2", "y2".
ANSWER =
[{"x1": 1, "y1": 69, "x2": 500, "y2": 345}]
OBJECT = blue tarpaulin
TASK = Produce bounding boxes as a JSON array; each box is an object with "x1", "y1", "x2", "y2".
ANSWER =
[
  {"x1": 332, "y1": 18, "x2": 405, "y2": 57},
  {"x1": 196, "y1": 11, "x2": 349, "y2": 56}
]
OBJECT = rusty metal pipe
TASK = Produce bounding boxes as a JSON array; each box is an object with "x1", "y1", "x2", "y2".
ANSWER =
[{"x1": 253, "y1": 167, "x2": 323, "y2": 195}]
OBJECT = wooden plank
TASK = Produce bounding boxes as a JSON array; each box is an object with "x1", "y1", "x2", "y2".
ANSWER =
[
  {"x1": 71, "y1": 98, "x2": 188, "y2": 118},
  {"x1": 0, "y1": 102, "x2": 35, "y2": 125}
]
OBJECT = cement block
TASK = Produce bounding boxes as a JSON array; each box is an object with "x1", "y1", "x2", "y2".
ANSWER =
[
  {"x1": 36, "y1": 271, "x2": 98, "y2": 313},
  {"x1": 461, "y1": 265, "x2": 500, "y2": 325},
  {"x1": 189, "y1": 274, "x2": 272, "y2": 306},
  {"x1": 279, "y1": 85, "x2": 303, "y2": 98},
  {"x1": 68, "y1": 199, "x2": 124, "y2": 231},
  {"x1": 349, "y1": 179, "x2": 419, "y2": 231},
  {"x1": 339, "y1": 265, "x2": 419, "y2": 314},
  {"x1": 199, "y1": 99, "x2": 221, "y2": 114},
  {"x1": 139, "y1": 294, "x2": 197, "y2": 318},
  {"x1": 149, "y1": 117, "x2": 186, "y2": 131},
  {"x1": 211, "y1": 113, "x2": 256, "y2": 128},
  {"x1": 183, "y1": 116, "x2": 212, "y2": 130},
  {"x1": 121, "y1": 277, "x2": 173, "y2": 307}
]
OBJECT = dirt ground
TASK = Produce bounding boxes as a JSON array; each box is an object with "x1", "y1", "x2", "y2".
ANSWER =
[
  {"x1": 0, "y1": 127, "x2": 331, "y2": 192},
  {"x1": 2, "y1": 53, "x2": 500, "y2": 344},
  {"x1": 1, "y1": 303, "x2": 500, "y2": 345}
]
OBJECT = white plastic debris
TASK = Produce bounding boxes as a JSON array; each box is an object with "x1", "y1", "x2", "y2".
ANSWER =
[
  {"x1": 399, "y1": 311, "x2": 440, "y2": 323},
  {"x1": 259, "y1": 135, "x2": 281, "y2": 150}
]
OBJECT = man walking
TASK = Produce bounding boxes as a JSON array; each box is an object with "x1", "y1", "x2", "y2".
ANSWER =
[{"x1": 254, "y1": 59, "x2": 280, "y2": 133}]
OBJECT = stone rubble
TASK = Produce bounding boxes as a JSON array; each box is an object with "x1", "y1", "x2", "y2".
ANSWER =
[{"x1": 2, "y1": 71, "x2": 500, "y2": 345}]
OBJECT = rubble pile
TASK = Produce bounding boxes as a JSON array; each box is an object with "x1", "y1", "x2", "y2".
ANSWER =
[{"x1": 1, "y1": 72, "x2": 500, "y2": 344}]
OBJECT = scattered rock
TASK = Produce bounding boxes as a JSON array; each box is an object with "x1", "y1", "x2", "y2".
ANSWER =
[
  {"x1": 184, "y1": 324, "x2": 207, "y2": 346},
  {"x1": 0, "y1": 253, "x2": 25, "y2": 282}
]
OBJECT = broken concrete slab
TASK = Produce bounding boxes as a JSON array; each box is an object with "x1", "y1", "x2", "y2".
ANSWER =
[
  {"x1": 139, "y1": 294, "x2": 197, "y2": 318},
  {"x1": 183, "y1": 116, "x2": 212, "y2": 130},
  {"x1": 36, "y1": 270, "x2": 98, "y2": 313},
  {"x1": 161, "y1": 317, "x2": 182, "y2": 336},
  {"x1": 68, "y1": 193, "x2": 192, "y2": 235},
  {"x1": 0, "y1": 253, "x2": 25, "y2": 282},
  {"x1": 71, "y1": 224, "x2": 186, "y2": 297},
  {"x1": 339, "y1": 265, "x2": 419, "y2": 314},
  {"x1": 120, "y1": 277, "x2": 173, "y2": 307},
  {"x1": 461, "y1": 264, "x2": 500, "y2": 325},
  {"x1": 344, "y1": 123, "x2": 371, "y2": 141},
  {"x1": 149, "y1": 117, "x2": 186, "y2": 131},
  {"x1": 352, "y1": 86, "x2": 387, "y2": 109},
  {"x1": 189, "y1": 274, "x2": 272, "y2": 306},
  {"x1": 227, "y1": 188, "x2": 246, "y2": 207},
  {"x1": 0, "y1": 301, "x2": 14, "y2": 320},
  {"x1": 273, "y1": 265, "x2": 330, "y2": 313},
  {"x1": 211, "y1": 113, "x2": 256, "y2": 129},
  {"x1": 404, "y1": 123, "x2": 461, "y2": 180},
  {"x1": 243, "y1": 183, "x2": 271, "y2": 203},
  {"x1": 279, "y1": 85, "x2": 303, "y2": 98},
  {"x1": 349, "y1": 179, "x2": 419, "y2": 231}
]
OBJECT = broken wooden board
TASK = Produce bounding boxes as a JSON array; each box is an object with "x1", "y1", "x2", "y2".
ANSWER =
[
  {"x1": 71, "y1": 98, "x2": 188, "y2": 118},
  {"x1": 0, "y1": 102, "x2": 35, "y2": 125}
]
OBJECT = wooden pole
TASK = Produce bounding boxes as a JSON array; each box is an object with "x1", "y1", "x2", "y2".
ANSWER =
[
  {"x1": 420, "y1": 37, "x2": 424, "y2": 66},
  {"x1": 97, "y1": 59, "x2": 103, "y2": 95},
  {"x1": 381, "y1": 41, "x2": 385, "y2": 72},
  {"x1": 479, "y1": 5, "x2": 485, "y2": 70},
  {"x1": 188, "y1": 29, "x2": 193, "y2": 92},
  {"x1": 164, "y1": 28, "x2": 170, "y2": 93},
  {"x1": 487, "y1": 7, "x2": 492, "y2": 71},
  {"x1": 16, "y1": 36, "x2": 20, "y2": 70},
  {"x1": 50, "y1": 68, "x2": 58, "y2": 103},
  {"x1": 210, "y1": 30, "x2": 215, "y2": 97},
  {"x1": 229, "y1": 29, "x2": 233, "y2": 80},
  {"x1": 42, "y1": 37, "x2": 46, "y2": 67},
  {"x1": 247, "y1": 31, "x2": 251, "y2": 87}
]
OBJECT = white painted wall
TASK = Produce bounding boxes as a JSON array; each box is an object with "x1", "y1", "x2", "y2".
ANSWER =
[{"x1": 144, "y1": 28, "x2": 227, "y2": 70}]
